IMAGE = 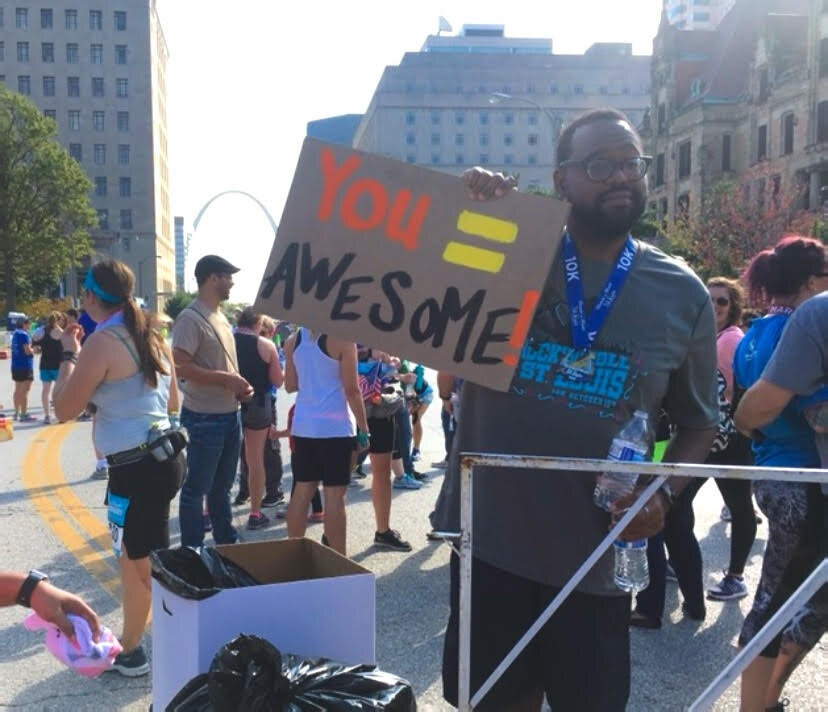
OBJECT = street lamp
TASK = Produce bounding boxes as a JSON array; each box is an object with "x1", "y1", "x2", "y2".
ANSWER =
[{"x1": 488, "y1": 92, "x2": 563, "y2": 136}]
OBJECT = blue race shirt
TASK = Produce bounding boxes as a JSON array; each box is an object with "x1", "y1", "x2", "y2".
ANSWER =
[
  {"x1": 10, "y1": 329, "x2": 33, "y2": 371},
  {"x1": 77, "y1": 311, "x2": 97, "y2": 345},
  {"x1": 733, "y1": 313, "x2": 819, "y2": 467}
]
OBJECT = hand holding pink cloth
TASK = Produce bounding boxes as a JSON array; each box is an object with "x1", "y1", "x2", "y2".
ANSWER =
[{"x1": 24, "y1": 612, "x2": 122, "y2": 678}]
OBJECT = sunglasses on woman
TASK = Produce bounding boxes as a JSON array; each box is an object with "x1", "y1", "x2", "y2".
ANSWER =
[{"x1": 712, "y1": 296, "x2": 729, "y2": 307}]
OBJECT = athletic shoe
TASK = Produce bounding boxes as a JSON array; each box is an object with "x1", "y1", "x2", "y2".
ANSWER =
[
  {"x1": 720, "y1": 505, "x2": 732, "y2": 522},
  {"x1": 110, "y1": 645, "x2": 150, "y2": 677},
  {"x1": 232, "y1": 493, "x2": 249, "y2": 506},
  {"x1": 76, "y1": 411, "x2": 92, "y2": 421},
  {"x1": 630, "y1": 610, "x2": 661, "y2": 629},
  {"x1": 431, "y1": 459, "x2": 448, "y2": 469},
  {"x1": 261, "y1": 492, "x2": 284, "y2": 508},
  {"x1": 681, "y1": 600, "x2": 706, "y2": 621},
  {"x1": 203, "y1": 513, "x2": 212, "y2": 533},
  {"x1": 352, "y1": 465, "x2": 367, "y2": 480},
  {"x1": 393, "y1": 474, "x2": 422, "y2": 490},
  {"x1": 12, "y1": 412, "x2": 19, "y2": 422},
  {"x1": 247, "y1": 512, "x2": 271, "y2": 530},
  {"x1": 321, "y1": 534, "x2": 330, "y2": 547},
  {"x1": 410, "y1": 469, "x2": 428, "y2": 482},
  {"x1": 90, "y1": 466, "x2": 109, "y2": 480},
  {"x1": 307, "y1": 511, "x2": 325, "y2": 523},
  {"x1": 665, "y1": 563, "x2": 678, "y2": 582},
  {"x1": 707, "y1": 573, "x2": 748, "y2": 601},
  {"x1": 18, "y1": 413, "x2": 36, "y2": 422},
  {"x1": 42, "y1": 416, "x2": 51, "y2": 424},
  {"x1": 275, "y1": 502, "x2": 288, "y2": 519},
  {"x1": 765, "y1": 699, "x2": 789, "y2": 712},
  {"x1": 374, "y1": 529, "x2": 412, "y2": 552},
  {"x1": 411, "y1": 448, "x2": 421, "y2": 462}
]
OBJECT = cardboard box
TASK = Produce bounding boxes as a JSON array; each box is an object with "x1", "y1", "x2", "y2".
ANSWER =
[{"x1": 151, "y1": 538, "x2": 375, "y2": 711}]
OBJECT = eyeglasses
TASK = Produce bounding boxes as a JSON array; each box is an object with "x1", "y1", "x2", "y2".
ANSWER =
[
  {"x1": 712, "y1": 296, "x2": 729, "y2": 307},
  {"x1": 559, "y1": 156, "x2": 653, "y2": 182}
]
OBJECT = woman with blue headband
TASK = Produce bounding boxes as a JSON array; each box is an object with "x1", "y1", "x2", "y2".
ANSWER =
[{"x1": 53, "y1": 259, "x2": 185, "y2": 677}]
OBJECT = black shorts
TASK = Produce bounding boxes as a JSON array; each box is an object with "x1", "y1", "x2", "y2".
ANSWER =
[
  {"x1": 443, "y1": 554, "x2": 631, "y2": 711},
  {"x1": 292, "y1": 436, "x2": 355, "y2": 487},
  {"x1": 11, "y1": 368, "x2": 34, "y2": 382},
  {"x1": 105, "y1": 452, "x2": 185, "y2": 560},
  {"x1": 367, "y1": 416, "x2": 395, "y2": 455},
  {"x1": 241, "y1": 394, "x2": 273, "y2": 430}
]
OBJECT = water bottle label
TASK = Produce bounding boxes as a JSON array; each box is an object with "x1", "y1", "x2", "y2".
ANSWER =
[
  {"x1": 609, "y1": 442, "x2": 646, "y2": 462},
  {"x1": 614, "y1": 539, "x2": 647, "y2": 549}
]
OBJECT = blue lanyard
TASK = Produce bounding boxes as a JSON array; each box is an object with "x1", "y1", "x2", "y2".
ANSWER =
[{"x1": 562, "y1": 232, "x2": 637, "y2": 350}]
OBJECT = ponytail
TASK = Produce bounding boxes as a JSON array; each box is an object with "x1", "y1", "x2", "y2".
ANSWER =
[{"x1": 122, "y1": 297, "x2": 168, "y2": 388}]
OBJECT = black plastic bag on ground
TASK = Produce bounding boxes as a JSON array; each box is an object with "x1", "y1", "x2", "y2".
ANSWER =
[
  {"x1": 166, "y1": 634, "x2": 416, "y2": 712},
  {"x1": 150, "y1": 547, "x2": 259, "y2": 601}
]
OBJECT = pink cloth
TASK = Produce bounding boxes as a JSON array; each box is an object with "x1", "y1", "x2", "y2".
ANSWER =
[
  {"x1": 24, "y1": 612, "x2": 122, "y2": 678},
  {"x1": 717, "y1": 325, "x2": 744, "y2": 401}
]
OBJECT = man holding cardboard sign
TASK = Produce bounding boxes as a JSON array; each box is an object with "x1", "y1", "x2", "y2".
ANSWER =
[{"x1": 432, "y1": 109, "x2": 720, "y2": 710}]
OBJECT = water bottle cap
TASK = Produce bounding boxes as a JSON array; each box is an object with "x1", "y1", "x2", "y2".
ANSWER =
[
  {"x1": 615, "y1": 539, "x2": 647, "y2": 549},
  {"x1": 633, "y1": 410, "x2": 648, "y2": 419}
]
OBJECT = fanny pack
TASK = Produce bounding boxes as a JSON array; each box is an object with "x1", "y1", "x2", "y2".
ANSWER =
[{"x1": 106, "y1": 427, "x2": 189, "y2": 468}]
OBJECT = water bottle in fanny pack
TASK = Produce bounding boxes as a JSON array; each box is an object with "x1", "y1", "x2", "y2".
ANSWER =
[{"x1": 147, "y1": 421, "x2": 189, "y2": 463}]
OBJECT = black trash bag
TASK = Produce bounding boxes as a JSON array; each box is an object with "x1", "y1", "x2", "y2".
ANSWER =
[
  {"x1": 166, "y1": 634, "x2": 416, "y2": 712},
  {"x1": 150, "y1": 547, "x2": 259, "y2": 601}
]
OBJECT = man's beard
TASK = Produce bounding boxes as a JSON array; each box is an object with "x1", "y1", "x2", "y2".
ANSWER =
[{"x1": 569, "y1": 191, "x2": 646, "y2": 239}]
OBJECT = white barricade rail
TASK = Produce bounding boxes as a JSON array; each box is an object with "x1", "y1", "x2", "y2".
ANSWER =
[{"x1": 453, "y1": 455, "x2": 828, "y2": 712}]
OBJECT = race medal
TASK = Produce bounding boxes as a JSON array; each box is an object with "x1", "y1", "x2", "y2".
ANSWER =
[{"x1": 561, "y1": 348, "x2": 595, "y2": 380}]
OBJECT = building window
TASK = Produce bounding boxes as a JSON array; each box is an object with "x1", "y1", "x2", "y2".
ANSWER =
[
  {"x1": 526, "y1": 83, "x2": 535, "y2": 94},
  {"x1": 405, "y1": 111, "x2": 415, "y2": 126},
  {"x1": 17, "y1": 76, "x2": 31, "y2": 95},
  {"x1": 430, "y1": 133, "x2": 440, "y2": 146},
  {"x1": 455, "y1": 112, "x2": 465, "y2": 125},
  {"x1": 549, "y1": 83, "x2": 558, "y2": 94},
  {"x1": 0, "y1": 43, "x2": 4, "y2": 61},
  {"x1": 93, "y1": 110, "x2": 104, "y2": 131},
  {"x1": 116, "y1": 78, "x2": 128, "y2": 97},
  {"x1": 479, "y1": 112, "x2": 489, "y2": 125},
  {"x1": 655, "y1": 153, "x2": 665, "y2": 186},
  {"x1": 528, "y1": 154, "x2": 537, "y2": 165},
  {"x1": 42, "y1": 42, "x2": 54, "y2": 62},
  {"x1": 479, "y1": 154, "x2": 489, "y2": 165},
  {"x1": 94, "y1": 144, "x2": 106, "y2": 165},
  {"x1": 43, "y1": 76, "x2": 55, "y2": 96},
  {"x1": 405, "y1": 132, "x2": 415, "y2": 145},
  {"x1": 722, "y1": 134, "x2": 732, "y2": 171},
  {"x1": 95, "y1": 176, "x2": 107, "y2": 196},
  {"x1": 67, "y1": 76, "x2": 80, "y2": 97},
  {"x1": 528, "y1": 114, "x2": 538, "y2": 126},
  {"x1": 528, "y1": 134, "x2": 538, "y2": 146},
  {"x1": 781, "y1": 113, "x2": 794, "y2": 155},
  {"x1": 65, "y1": 9, "x2": 77, "y2": 29},
  {"x1": 599, "y1": 86, "x2": 608, "y2": 95},
  {"x1": 455, "y1": 154, "x2": 464, "y2": 165},
  {"x1": 820, "y1": 38, "x2": 828, "y2": 77},
  {"x1": 92, "y1": 77, "x2": 104, "y2": 97},
  {"x1": 430, "y1": 154, "x2": 440, "y2": 165},
  {"x1": 430, "y1": 111, "x2": 439, "y2": 125},
  {"x1": 40, "y1": 8, "x2": 53, "y2": 28},
  {"x1": 504, "y1": 154, "x2": 514, "y2": 165},
  {"x1": 818, "y1": 101, "x2": 828, "y2": 143},
  {"x1": 758, "y1": 67, "x2": 769, "y2": 103},
  {"x1": 504, "y1": 134, "x2": 513, "y2": 147},
  {"x1": 89, "y1": 10, "x2": 102, "y2": 30},
  {"x1": 69, "y1": 143, "x2": 82, "y2": 161},
  {"x1": 117, "y1": 112, "x2": 129, "y2": 132},
  {"x1": 405, "y1": 154, "x2": 415, "y2": 164},
  {"x1": 118, "y1": 144, "x2": 130, "y2": 164},
  {"x1": 119, "y1": 177, "x2": 131, "y2": 196},
  {"x1": 504, "y1": 113, "x2": 514, "y2": 125},
  {"x1": 44, "y1": 109, "x2": 56, "y2": 120},
  {"x1": 66, "y1": 43, "x2": 79, "y2": 64},
  {"x1": 90, "y1": 44, "x2": 103, "y2": 64},
  {"x1": 0, "y1": 9, "x2": 3, "y2": 28},
  {"x1": 17, "y1": 43, "x2": 29, "y2": 63},
  {"x1": 479, "y1": 133, "x2": 489, "y2": 147},
  {"x1": 68, "y1": 110, "x2": 80, "y2": 130},
  {"x1": 677, "y1": 192, "x2": 690, "y2": 216},
  {"x1": 757, "y1": 124, "x2": 767, "y2": 160},
  {"x1": 115, "y1": 44, "x2": 127, "y2": 65},
  {"x1": 455, "y1": 134, "x2": 464, "y2": 146},
  {"x1": 114, "y1": 11, "x2": 127, "y2": 31},
  {"x1": 16, "y1": 8, "x2": 28, "y2": 29},
  {"x1": 573, "y1": 84, "x2": 584, "y2": 95},
  {"x1": 678, "y1": 140, "x2": 692, "y2": 179},
  {"x1": 97, "y1": 209, "x2": 109, "y2": 229},
  {"x1": 120, "y1": 209, "x2": 133, "y2": 230}
]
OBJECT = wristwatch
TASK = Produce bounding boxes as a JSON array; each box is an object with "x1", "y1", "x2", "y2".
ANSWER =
[
  {"x1": 16, "y1": 570, "x2": 48, "y2": 607},
  {"x1": 658, "y1": 482, "x2": 677, "y2": 509}
]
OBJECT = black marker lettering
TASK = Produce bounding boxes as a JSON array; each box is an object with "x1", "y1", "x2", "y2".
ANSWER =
[
  {"x1": 330, "y1": 275, "x2": 374, "y2": 321},
  {"x1": 369, "y1": 271, "x2": 411, "y2": 332},
  {"x1": 299, "y1": 243, "x2": 356, "y2": 301},
  {"x1": 260, "y1": 242, "x2": 299, "y2": 308},
  {"x1": 471, "y1": 307, "x2": 518, "y2": 365}
]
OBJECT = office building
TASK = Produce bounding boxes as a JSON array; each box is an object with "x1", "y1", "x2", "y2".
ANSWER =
[
  {"x1": 645, "y1": 0, "x2": 826, "y2": 221},
  {"x1": 664, "y1": 0, "x2": 736, "y2": 30},
  {"x1": 0, "y1": 0, "x2": 173, "y2": 309},
  {"x1": 173, "y1": 215, "x2": 189, "y2": 292},
  {"x1": 353, "y1": 25, "x2": 651, "y2": 189},
  {"x1": 307, "y1": 114, "x2": 363, "y2": 146}
]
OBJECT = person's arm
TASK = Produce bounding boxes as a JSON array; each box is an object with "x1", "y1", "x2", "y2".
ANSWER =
[
  {"x1": 259, "y1": 336, "x2": 284, "y2": 388},
  {"x1": 0, "y1": 571, "x2": 100, "y2": 644},
  {"x1": 283, "y1": 334, "x2": 298, "y2": 393},
  {"x1": 160, "y1": 342, "x2": 180, "y2": 414},
  {"x1": 334, "y1": 338, "x2": 369, "y2": 434},
  {"x1": 172, "y1": 348, "x2": 252, "y2": 399},
  {"x1": 733, "y1": 379, "x2": 794, "y2": 434},
  {"x1": 437, "y1": 371, "x2": 456, "y2": 414},
  {"x1": 22, "y1": 334, "x2": 34, "y2": 356},
  {"x1": 53, "y1": 326, "x2": 107, "y2": 422}
]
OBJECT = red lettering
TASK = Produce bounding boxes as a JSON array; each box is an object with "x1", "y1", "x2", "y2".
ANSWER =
[
  {"x1": 385, "y1": 190, "x2": 431, "y2": 250},
  {"x1": 340, "y1": 178, "x2": 388, "y2": 231},
  {"x1": 318, "y1": 148, "x2": 361, "y2": 222}
]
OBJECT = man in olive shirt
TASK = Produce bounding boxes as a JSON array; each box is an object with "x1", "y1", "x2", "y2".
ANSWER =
[
  {"x1": 433, "y1": 109, "x2": 719, "y2": 710},
  {"x1": 173, "y1": 255, "x2": 254, "y2": 547}
]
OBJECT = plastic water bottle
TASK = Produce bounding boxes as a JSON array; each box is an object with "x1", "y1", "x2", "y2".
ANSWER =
[
  {"x1": 593, "y1": 410, "x2": 650, "y2": 511},
  {"x1": 614, "y1": 540, "x2": 649, "y2": 593}
]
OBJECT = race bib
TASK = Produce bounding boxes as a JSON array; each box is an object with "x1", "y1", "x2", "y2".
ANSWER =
[{"x1": 107, "y1": 493, "x2": 130, "y2": 558}]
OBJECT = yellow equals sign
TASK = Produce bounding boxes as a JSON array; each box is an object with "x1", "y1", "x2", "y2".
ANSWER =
[{"x1": 442, "y1": 210, "x2": 519, "y2": 273}]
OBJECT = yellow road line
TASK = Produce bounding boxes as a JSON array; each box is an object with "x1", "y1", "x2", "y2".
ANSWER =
[{"x1": 22, "y1": 423, "x2": 120, "y2": 598}]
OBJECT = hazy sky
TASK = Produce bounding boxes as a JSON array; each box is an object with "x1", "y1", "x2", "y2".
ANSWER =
[{"x1": 158, "y1": 0, "x2": 663, "y2": 300}]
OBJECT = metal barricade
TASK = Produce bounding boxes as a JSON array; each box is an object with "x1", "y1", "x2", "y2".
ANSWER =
[{"x1": 455, "y1": 454, "x2": 827, "y2": 712}]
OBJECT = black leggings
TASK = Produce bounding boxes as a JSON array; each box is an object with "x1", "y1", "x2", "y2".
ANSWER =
[{"x1": 712, "y1": 477, "x2": 757, "y2": 575}]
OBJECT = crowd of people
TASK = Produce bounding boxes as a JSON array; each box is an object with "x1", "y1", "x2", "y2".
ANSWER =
[{"x1": 5, "y1": 106, "x2": 825, "y2": 710}]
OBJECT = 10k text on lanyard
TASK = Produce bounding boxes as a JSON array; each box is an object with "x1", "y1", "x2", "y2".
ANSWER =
[{"x1": 562, "y1": 232, "x2": 637, "y2": 351}]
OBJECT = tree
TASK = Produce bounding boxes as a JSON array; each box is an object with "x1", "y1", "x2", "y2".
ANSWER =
[
  {"x1": 661, "y1": 163, "x2": 819, "y2": 279},
  {"x1": 0, "y1": 86, "x2": 97, "y2": 310},
  {"x1": 163, "y1": 291, "x2": 196, "y2": 320}
]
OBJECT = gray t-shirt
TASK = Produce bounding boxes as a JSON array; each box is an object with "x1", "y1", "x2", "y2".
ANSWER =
[
  {"x1": 762, "y1": 291, "x2": 827, "y2": 471},
  {"x1": 431, "y1": 240, "x2": 718, "y2": 596}
]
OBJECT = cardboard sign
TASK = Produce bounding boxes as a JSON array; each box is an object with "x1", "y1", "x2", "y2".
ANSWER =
[{"x1": 254, "y1": 138, "x2": 569, "y2": 392}]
